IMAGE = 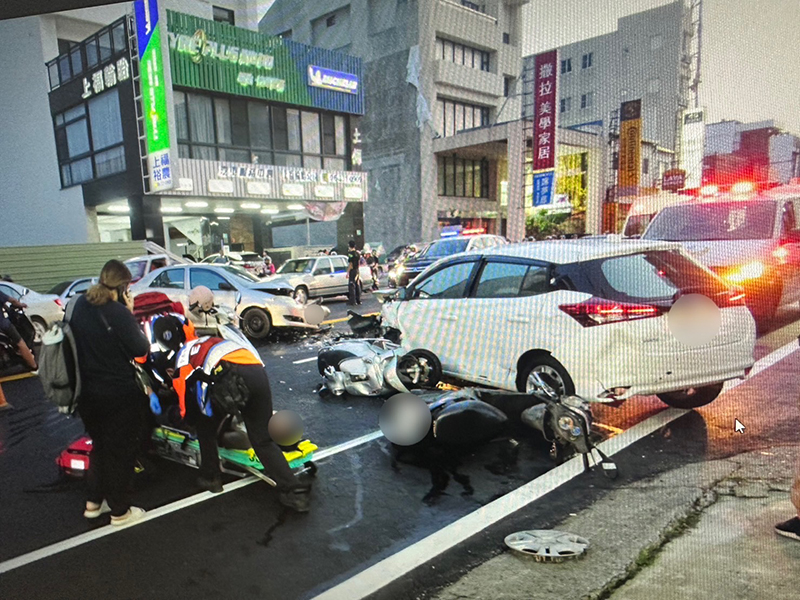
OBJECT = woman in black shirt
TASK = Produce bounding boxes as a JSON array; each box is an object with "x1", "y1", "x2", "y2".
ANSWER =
[{"x1": 70, "y1": 260, "x2": 150, "y2": 526}]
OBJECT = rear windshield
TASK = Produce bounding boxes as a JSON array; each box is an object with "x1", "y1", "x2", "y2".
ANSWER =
[
  {"x1": 644, "y1": 200, "x2": 776, "y2": 241},
  {"x1": 48, "y1": 281, "x2": 71, "y2": 295},
  {"x1": 555, "y1": 250, "x2": 728, "y2": 305},
  {"x1": 423, "y1": 239, "x2": 469, "y2": 258},
  {"x1": 623, "y1": 214, "x2": 654, "y2": 238},
  {"x1": 239, "y1": 253, "x2": 260, "y2": 262},
  {"x1": 125, "y1": 260, "x2": 147, "y2": 280}
]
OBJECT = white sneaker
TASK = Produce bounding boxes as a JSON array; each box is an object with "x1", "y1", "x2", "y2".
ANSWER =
[
  {"x1": 110, "y1": 506, "x2": 146, "y2": 527},
  {"x1": 84, "y1": 499, "x2": 111, "y2": 519}
]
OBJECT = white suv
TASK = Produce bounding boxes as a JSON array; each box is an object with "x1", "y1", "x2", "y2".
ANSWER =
[{"x1": 381, "y1": 238, "x2": 756, "y2": 408}]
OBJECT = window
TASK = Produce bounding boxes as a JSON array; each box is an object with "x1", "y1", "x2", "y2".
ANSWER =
[
  {"x1": 560, "y1": 97, "x2": 572, "y2": 113},
  {"x1": 437, "y1": 156, "x2": 489, "y2": 198},
  {"x1": 560, "y1": 58, "x2": 572, "y2": 74},
  {"x1": 190, "y1": 269, "x2": 231, "y2": 291},
  {"x1": 580, "y1": 92, "x2": 594, "y2": 109},
  {"x1": 435, "y1": 38, "x2": 489, "y2": 73},
  {"x1": 0, "y1": 284, "x2": 22, "y2": 301},
  {"x1": 331, "y1": 257, "x2": 348, "y2": 273},
  {"x1": 612, "y1": 151, "x2": 619, "y2": 170},
  {"x1": 642, "y1": 158, "x2": 650, "y2": 175},
  {"x1": 437, "y1": 98, "x2": 489, "y2": 137},
  {"x1": 151, "y1": 269, "x2": 185, "y2": 290},
  {"x1": 581, "y1": 52, "x2": 593, "y2": 69},
  {"x1": 504, "y1": 76, "x2": 514, "y2": 98},
  {"x1": 314, "y1": 259, "x2": 333, "y2": 275},
  {"x1": 503, "y1": 32, "x2": 510, "y2": 45},
  {"x1": 474, "y1": 262, "x2": 549, "y2": 298},
  {"x1": 326, "y1": 14, "x2": 337, "y2": 27},
  {"x1": 460, "y1": 0, "x2": 484, "y2": 13},
  {"x1": 54, "y1": 89, "x2": 126, "y2": 187},
  {"x1": 212, "y1": 6, "x2": 235, "y2": 26},
  {"x1": 644, "y1": 201, "x2": 777, "y2": 242},
  {"x1": 412, "y1": 261, "x2": 476, "y2": 300}
]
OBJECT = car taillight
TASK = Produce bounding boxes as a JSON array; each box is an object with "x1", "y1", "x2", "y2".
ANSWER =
[
  {"x1": 559, "y1": 297, "x2": 662, "y2": 327},
  {"x1": 54, "y1": 298, "x2": 64, "y2": 308},
  {"x1": 727, "y1": 286, "x2": 746, "y2": 307}
]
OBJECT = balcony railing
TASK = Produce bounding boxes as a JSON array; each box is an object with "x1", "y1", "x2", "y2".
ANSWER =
[
  {"x1": 45, "y1": 17, "x2": 128, "y2": 91},
  {"x1": 438, "y1": 0, "x2": 498, "y2": 24}
]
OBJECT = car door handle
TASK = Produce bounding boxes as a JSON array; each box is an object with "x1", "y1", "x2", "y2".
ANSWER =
[
  {"x1": 440, "y1": 314, "x2": 458, "y2": 321},
  {"x1": 507, "y1": 315, "x2": 530, "y2": 324}
]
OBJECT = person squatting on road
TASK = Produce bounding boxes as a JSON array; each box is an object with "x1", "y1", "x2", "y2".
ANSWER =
[
  {"x1": 156, "y1": 315, "x2": 312, "y2": 512},
  {"x1": 70, "y1": 260, "x2": 150, "y2": 526},
  {"x1": 347, "y1": 240, "x2": 362, "y2": 306},
  {"x1": 775, "y1": 462, "x2": 800, "y2": 541},
  {"x1": 0, "y1": 288, "x2": 38, "y2": 371}
]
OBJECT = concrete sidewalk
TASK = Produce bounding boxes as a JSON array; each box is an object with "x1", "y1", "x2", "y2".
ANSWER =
[{"x1": 432, "y1": 445, "x2": 800, "y2": 600}]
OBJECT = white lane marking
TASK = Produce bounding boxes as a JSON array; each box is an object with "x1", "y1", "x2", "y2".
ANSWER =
[
  {"x1": 0, "y1": 430, "x2": 383, "y2": 575},
  {"x1": 311, "y1": 408, "x2": 688, "y2": 600},
  {"x1": 293, "y1": 357, "x2": 317, "y2": 365},
  {"x1": 723, "y1": 336, "x2": 800, "y2": 392}
]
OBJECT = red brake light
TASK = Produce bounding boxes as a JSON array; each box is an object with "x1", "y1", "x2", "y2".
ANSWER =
[
  {"x1": 54, "y1": 298, "x2": 64, "y2": 308},
  {"x1": 727, "y1": 286, "x2": 746, "y2": 307},
  {"x1": 559, "y1": 297, "x2": 662, "y2": 327}
]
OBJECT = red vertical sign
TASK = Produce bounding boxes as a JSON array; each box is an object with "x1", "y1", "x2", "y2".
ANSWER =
[{"x1": 533, "y1": 50, "x2": 558, "y2": 172}]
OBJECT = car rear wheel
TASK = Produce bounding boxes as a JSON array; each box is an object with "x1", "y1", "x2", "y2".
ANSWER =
[
  {"x1": 517, "y1": 355, "x2": 575, "y2": 397},
  {"x1": 31, "y1": 317, "x2": 47, "y2": 345},
  {"x1": 294, "y1": 286, "x2": 309, "y2": 305},
  {"x1": 657, "y1": 382, "x2": 723, "y2": 409},
  {"x1": 242, "y1": 308, "x2": 271, "y2": 340}
]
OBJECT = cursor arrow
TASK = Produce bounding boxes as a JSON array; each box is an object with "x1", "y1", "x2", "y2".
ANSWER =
[{"x1": 734, "y1": 419, "x2": 745, "y2": 434}]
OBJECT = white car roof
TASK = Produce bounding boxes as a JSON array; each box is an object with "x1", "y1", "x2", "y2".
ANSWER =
[{"x1": 478, "y1": 238, "x2": 680, "y2": 265}]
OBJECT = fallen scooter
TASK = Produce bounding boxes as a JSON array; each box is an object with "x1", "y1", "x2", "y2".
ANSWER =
[{"x1": 0, "y1": 304, "x2": 37, "y2": 372}]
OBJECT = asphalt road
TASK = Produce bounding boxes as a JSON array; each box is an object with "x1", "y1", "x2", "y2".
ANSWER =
[{"x1": 1, "y1": 299, "x2": 799, "y2": 599}]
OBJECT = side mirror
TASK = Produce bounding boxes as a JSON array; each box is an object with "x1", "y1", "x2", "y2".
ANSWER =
[{"x1": 219, "y1": 282, "x2": 236, "y2": 292}]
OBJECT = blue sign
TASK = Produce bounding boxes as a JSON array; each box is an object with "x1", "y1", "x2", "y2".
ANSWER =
[
  {"x1": 307, "y1": 65, "x2": 359, "y2": 95},
  {"x1": 134, "y1": 0, "x2": 159, "y2": 61},
  {"x1": 533, "y1": 171, "x2": 556, "y2": 206}
]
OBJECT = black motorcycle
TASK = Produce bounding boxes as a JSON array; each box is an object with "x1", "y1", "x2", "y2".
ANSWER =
[{"x1": 0, "y1": 304, "x2": 37, "y2": 372}]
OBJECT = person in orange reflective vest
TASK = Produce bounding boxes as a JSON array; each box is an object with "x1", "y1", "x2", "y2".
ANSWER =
[{"x1": 152, "y1": 315, "x2": 311, "y2": 512}]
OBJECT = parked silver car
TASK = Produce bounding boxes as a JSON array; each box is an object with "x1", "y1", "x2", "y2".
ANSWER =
[
  {"x1": 0, "y1": 281, "x2": 65, "y2": 342},
  {"x1": 264, "y1": 255, "x2": 373, "y2": 304},
  {"x1": 201, "y1": 252, "x2": 265, "y2": 276},
  {"x1": 131, "y1": 264, "x2": 328, "y2": 339},
  {"x1": 48, "y1": 277, "x2": 98, "y2": 306}
]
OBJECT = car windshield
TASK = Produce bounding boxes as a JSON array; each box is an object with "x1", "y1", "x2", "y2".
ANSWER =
[
  {"x1": 220, "y1": 265, "x2": 259, "y2": 284},
  {"x1": 48, "y1": 281, "x2": 71, "y2": 295},
  {"x1": 644, "y1": 200, "x2": 776, "y2": 241},
  {"x1": 278, "y1": 259, "x2": 314, "y2": 274},
  {"x1": 125, "y1": 260, "x2": 147, "y2": 280},
  {"x1": 422, "y1": 239, "x2": 469, "y2": 258},
  {"x1": 623, "y1": 214, "x2": 654, "y2": 238}
]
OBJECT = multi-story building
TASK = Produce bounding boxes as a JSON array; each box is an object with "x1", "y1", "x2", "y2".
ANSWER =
[
  {"x1": 261, "y1": 0, "x2": 606, "y2": 246},
  {"x1": 530, "y1": 0, "x2": 691, "y2": 153},
  {"x1": 704, "y1": 120, "x2": 800, "y2": 185},
  {"x1": 1, "y1": 0, "x2": 368, "y2": 257}
]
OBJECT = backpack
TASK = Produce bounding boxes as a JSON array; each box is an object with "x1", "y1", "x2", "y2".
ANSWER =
[{"x1": 38, "y1": 300, "x2": 81, "y2": 415}]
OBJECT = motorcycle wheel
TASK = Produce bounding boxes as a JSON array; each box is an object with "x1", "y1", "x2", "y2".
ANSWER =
[{"x1": 397, "y1": 349, "x2": 442, "y2": 389}]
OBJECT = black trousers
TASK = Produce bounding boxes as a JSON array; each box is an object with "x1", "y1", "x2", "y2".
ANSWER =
[
  {"x1": 348, "y1": 275, "x2": 361, "y2": 305},
  {"x1": 79, "y1": 387, "x2": 147, "y2": 517},
  {"x1": 186, "y1": 363, "x2": 299, "y2": 491}
]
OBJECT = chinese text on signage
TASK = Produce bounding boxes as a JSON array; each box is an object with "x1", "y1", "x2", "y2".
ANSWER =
[
  {"x1": 681, "y1": 108, "x2": 705, "y2": 189},
  {"x1": 533, "y1": 50, "x2": 558, "y2": 172},
  {"x1": 81, "y1": 57, "x2": 130, "y2": 99},
  {"x1": 135, "y1": 0, "x2": 173, "y2": 192}
]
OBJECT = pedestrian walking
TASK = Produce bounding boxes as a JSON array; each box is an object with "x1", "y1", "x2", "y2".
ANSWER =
[
  {"x1": 347, "y1": 240, "x2": 362, "y2": 306},
  {"x1": 70, "y1": 259, "x2": 151, "y2": 526},
  {"x1": 775, "y1": 464, "x2": 800, "y2": 541}
]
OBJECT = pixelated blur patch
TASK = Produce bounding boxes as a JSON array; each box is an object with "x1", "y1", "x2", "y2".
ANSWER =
[
  {"x1": 305, "y1": 304, "x2": 326, "y2": 326},
  {"x1": 379, "y1": 393, "x2": 432, "y2": 446},
  {"x1": 668, "y1": 293, "x2": 721, "y2": 347},
  {"x1": 269, "y1": 410, "x2": 304, "y2": 446}
]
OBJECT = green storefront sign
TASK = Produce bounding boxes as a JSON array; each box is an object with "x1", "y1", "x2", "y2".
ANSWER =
[{"x1": 167, "y1": 11, "x2": 313, "y2": 105}]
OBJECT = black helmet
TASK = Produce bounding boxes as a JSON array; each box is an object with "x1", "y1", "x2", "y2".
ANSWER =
[{"x1": 152, "y1": 314, "x2": 187, "y2": 352}]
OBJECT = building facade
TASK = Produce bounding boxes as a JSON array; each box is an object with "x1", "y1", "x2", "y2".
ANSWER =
[
  {"x1": 262, "y1": 0, "x2": 561, "y2": 247},
  {"x1": 1, "y1": 0, "x2": 367, "y2": 257},
  {"x1": 528, "y1": 1, "x2": 691, "y2": 153},
  {"x1": 704, "y1": 120, "x2": 800, "y2": 185}
]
